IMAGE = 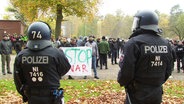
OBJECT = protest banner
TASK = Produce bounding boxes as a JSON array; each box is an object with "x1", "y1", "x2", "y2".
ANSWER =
[{"x1": 61, "y1": 47, "x2": 92, "y2": 76}]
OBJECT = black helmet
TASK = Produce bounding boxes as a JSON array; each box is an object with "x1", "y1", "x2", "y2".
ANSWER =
[
  {"x1": 27, "y1": 21, "x2": 52, "y2": 50},
  {"x1": 132, "y1": 10, "x2": 161, "y2": 33}
]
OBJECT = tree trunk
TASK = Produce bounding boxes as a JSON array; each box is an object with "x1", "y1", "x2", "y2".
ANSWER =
[{"x1": 55, "y1": 4, "x2": 63, "y2": 39}]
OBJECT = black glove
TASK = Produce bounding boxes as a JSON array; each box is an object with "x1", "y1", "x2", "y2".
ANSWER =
[
  {"x1": 20, "y1": 85, "x2": 28, "y2": 102},
  {"x1": 22, "y1": 95, "x2": 28, "y2": 102}
]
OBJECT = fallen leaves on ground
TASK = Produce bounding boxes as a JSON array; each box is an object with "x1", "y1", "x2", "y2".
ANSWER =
[
  {"x1": 0, "y1": 80, "x2": 183, "y2": 104},
  {"x1": 0, "y1": 91, "x2": 22, "y2": 104},
  {"x1": 67, "y1": 91, "x2": 126, "y2": 104},
  {"x1": 67, "y1": 91, "x2": 184, "y2": 104},
  {"x1": 67, "y1": 80, "x2": 184, "y2": 104}
]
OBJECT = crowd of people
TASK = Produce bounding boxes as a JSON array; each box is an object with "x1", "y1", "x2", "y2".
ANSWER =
[
  {"x1": 51, "y1": 34, "x2": 184, "y2": 75},
  {"x1": 51, "y1": 35, "x2": 126, "y2": 79},
  {"x1": 0, "y1": 32, "x2": 126, "y2": 78},
  {"x1": 1, "y1": 32, "x2": 184, "y2": 77}
]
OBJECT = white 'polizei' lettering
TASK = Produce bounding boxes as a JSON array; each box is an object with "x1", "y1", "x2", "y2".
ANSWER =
[
  {"x1": 144, "y1": 45, "x2": 168, "y2": 54},
  {"x1": 22, "y1": 56, "x2": 49, "y2": 64}
]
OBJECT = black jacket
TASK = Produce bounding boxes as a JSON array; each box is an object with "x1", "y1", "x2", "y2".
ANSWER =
[
  {"x1": 111, "y1": 41, "x2": 118, "y2": 52},
  {"x1": 14, "y1": 46, "x2": 71, "y2": 99},
  {"x1": 175, "y1": 44, "x2": 184, "y2": 59},
  {"x1": 118, "y1": 30, "x2": 173, "y2": 104}
]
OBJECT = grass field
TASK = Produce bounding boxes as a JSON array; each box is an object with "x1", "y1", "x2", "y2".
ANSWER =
[{"x1": 0, "y1": 79, "x2": 183, "y2": 103}]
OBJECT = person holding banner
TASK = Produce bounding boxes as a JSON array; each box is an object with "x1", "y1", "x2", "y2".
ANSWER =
[
  {"x1": 84, "y1": 35, "x2": 99, "y2": 79},
  {"x1": 59, "y1": 36, "x2": 74, "y2": 79}
]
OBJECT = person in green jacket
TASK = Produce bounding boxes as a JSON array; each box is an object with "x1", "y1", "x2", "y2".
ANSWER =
[{"x1": 98, "y1": 36, "x2": 110, "y2": 69}]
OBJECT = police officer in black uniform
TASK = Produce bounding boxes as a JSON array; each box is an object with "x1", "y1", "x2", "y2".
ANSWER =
[
  {"x1": 175, "y1": 41, "x2": 184, "y2": 73},
  {"x1": 117, "y1": 10, "x2": 173, "y2": 104},
  {"x1": 14, "y1": 21, "x2": 71, "y2": 104}
]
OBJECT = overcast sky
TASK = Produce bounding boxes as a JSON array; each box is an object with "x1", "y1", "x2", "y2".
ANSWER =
[
  {"x1": 98, "y1": 0, "x2": 184, "y2": 15},
  {"x1": 0, "y1": 0, "x2": 10, "y2": 19},
  {"x1": 0, "y1": 0, "x2": 184, "y2": 19}
]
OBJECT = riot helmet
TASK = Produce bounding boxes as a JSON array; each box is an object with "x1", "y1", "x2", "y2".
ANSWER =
[
  {"x1": 27, "y1": 21, "x2": 52, "y2": 50},
  {"x1": 132, "y1": 10, "x2": 161, "y2": 33}
]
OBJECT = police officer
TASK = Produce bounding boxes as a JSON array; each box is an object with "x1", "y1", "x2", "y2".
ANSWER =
[
  {"x1": 175, "y1": 41, "x2": 184, "y2": 73},
  {"x1": 117, "y1": 10, "x2": 173, "y2": 104},
  {"x1": 14, "y1": 21, "x2": 71, "y2": 104}
]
